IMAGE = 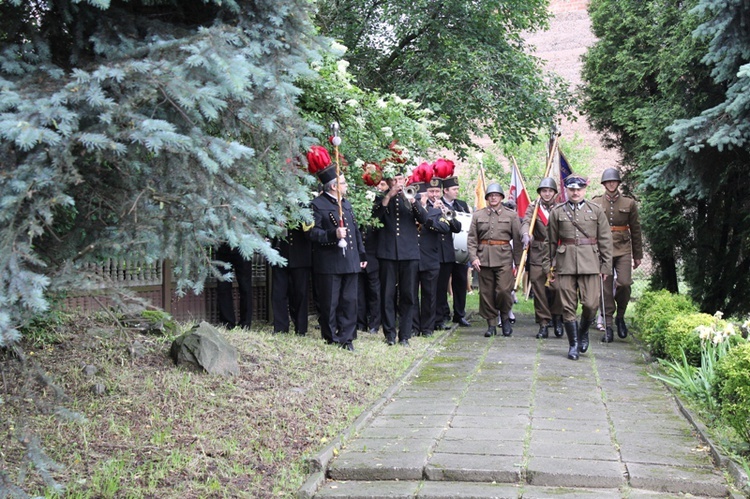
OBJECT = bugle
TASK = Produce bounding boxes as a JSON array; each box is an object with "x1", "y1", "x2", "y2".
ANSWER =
[{"x1": 402, "y1": 184, "x2": 419, "y2": 201}]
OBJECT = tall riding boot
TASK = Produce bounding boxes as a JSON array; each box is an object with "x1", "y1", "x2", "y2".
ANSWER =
[
  {"x1": 601, "y1": 325, "x2": 614, "y2": 343},
  {"x1": 564, "y1": 321, "x2": 579, "y2": 360},
  {"x1": 553, "y1": 315, "x2": 564, "y2": 337},
  {"x1": 578, "y1": 316, "x2": 592, "y2": 353},
  {"x1": 484, "y1": 319, "x2": 497, "y2": 338},
  {"x1": 616, "y1": 316, "x2": 629, "y2": 338},
  {"x1": 501, "y1": 315, "x2": 513, "y2": 337}
]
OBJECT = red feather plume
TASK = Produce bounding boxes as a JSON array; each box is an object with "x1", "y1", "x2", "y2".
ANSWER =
[
  {"x1": 433, "y1": 158, "x2": 455, "y2": 179},
  {"x1": 306, "y1": 145, "x2": 331, "y2": 174}
]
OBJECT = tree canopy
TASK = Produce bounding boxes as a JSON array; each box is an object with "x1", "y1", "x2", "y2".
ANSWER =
[
  {"x1": 315, "y1": 0, "x2": 575, "y2": 152},
  {"x1": 581, "y1": 0, "x2": 750, "y2": 315},
  {"x1": 0, "y1": 0, "x2": 329, "y2": 346}
]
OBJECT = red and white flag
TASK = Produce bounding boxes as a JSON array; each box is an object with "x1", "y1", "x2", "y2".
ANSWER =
[{"x1": 509, "y1": 161, "x2": 530, "y2": 219}]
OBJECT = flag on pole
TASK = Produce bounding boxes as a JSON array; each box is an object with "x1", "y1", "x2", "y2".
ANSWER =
[
  {"x1": 509, "y1": 161, "x2": 530, "y2": 218},
  {"x1": 556, "y1": 149, "x2": 573, "y2": 204},
  {"x1": 474, "y1": 168, "x2": 487, "y2": 210}
]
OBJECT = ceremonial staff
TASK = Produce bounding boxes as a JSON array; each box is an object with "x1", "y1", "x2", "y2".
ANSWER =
[
  {"x1": 513, "y1": 131, "x2": 561, "y2": 291},
  {"x1": 330, "y1": 122, "x2": 347, "y2": 256}
]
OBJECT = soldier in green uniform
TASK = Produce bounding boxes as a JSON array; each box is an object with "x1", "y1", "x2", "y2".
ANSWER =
[
  {"x1": 467, "y1": 183, "x2": 522, "y2": 337},
  {"x1": 543, "y1": 176, "x2": 613, "y2": 360},
  {"x1": 521, "y1": 177, "x2": 564, "y2": 339},
  {"x1": 591, "y1": 168, "x2": 643, "y2": 342}
]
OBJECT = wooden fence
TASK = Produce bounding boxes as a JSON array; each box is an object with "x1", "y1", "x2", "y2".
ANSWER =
[{"x1": 62, "y1": 256, "x2": 272, "y2": 324}]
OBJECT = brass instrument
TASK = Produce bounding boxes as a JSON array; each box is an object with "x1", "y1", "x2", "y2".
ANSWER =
[
  {"x1": 441, "y1": 206, "x2": 455, "y2": 221},
  {"x1": 402, "y1": 184, "x2": 419, "y2": 201}
]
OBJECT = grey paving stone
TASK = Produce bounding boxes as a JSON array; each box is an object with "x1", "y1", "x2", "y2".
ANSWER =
[
  {"x1": 627, "y1": 463, "x2": 729, "y2": 497},
  {"x1": 433, "y1": 437, "x2": 524, "y2": 456},
  {"x1": 425, "y1": 452, "x2": 522, "y2": 483},
  {"x1": 328, "y1": 451, "x2": 428, "y2": 481},
  {"x1": 378, "y1": 399, "x2": 458, "y2": 416},
  {"x1": 417, "y1": 481, "x2": 522, "y2": 498},
  {"x1": 355, "y1": 426, "x2": 446, "y2": 440},
  {"x1": 338, "y1": 438, "x2": 436, "y2": 454},
  {"x1": 367, "y1": 414, "x2": 451, "y2": 429},
  {"x1": 530, "y1": 428, "x2": 612, "y2": 445},
  {"x1": 314, "y1": 479, "x2": 419, "y2": 498},
  {"x1": 526, "y1": 456, "x2": 626, "y2": 488},
  {"x1": 528, "y1": 441, "x2": 619, "y2": 461}
]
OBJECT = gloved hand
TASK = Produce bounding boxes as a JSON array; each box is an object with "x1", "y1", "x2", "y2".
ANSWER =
[{"x1": 522, "y1": 233, "x2": 530, "y2": 249}]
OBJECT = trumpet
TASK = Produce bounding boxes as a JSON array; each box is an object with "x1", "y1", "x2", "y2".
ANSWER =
[
  {"x1": 441, "y1": 206, "x2": 455, "y2": 221},
  {"x1": 402, "y1": 185, "x2": 419, "y2": 201}
]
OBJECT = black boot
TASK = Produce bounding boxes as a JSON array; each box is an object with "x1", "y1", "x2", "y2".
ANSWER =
[
  {"x1": 536, "y1": 323, "x2": 548, "y2": 339},
  {"x1": 501, "y1": 316, "x2": 513, "y2": 337},
  {"x1": 564, "y1": 321, "x2": 579, "y2": 360},
  {"x1": 578, "y1": 317, "x2": 591, "y2": 353},
  {"x1": 484, "y1": 319, "x2": 496, "y2": 337},
  {"x1": 553, "y1": 315, "x2": 564, "y2": 337},
  {"x1": 601, "y1": 326, "x2": 614, "y2": 343},
  {"x1": 616, "y1": 316, "x2": 629, "y2": 338}
]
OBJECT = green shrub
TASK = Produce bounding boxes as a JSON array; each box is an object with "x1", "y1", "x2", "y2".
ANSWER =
[
  {"x1": 715, "y1": 342, "x2": 750, "y2": 444},
  {"x1": 633, "y1": 290, "x2": 697, "y2": 359},
  {"x1": 663, "y1": 313, "x2": 714, "y2": 366}
]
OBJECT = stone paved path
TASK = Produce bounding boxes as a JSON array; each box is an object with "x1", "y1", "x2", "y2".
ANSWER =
[{"x1": 299, "y1": 314, "x2": 737, "y2": 498}]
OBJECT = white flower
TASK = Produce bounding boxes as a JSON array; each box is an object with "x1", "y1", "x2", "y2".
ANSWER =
[
  {"x1": 723, "y1": 323, "x2": 736, "y2": 337},
  {"x1": 713, "y1": 311, "x2": 724, "y2": 320},
  {"x1": 381, "y1": 126, "x2": 393, "y2": 138},
  {"x1": 696, "y1": 325, "x2": 712, "y2": 341},
  {"x1": 742, "y1": 318, "x2": 750, "y2": 331},
  {"x1": 435, "y1": 132, "x2": 451, "y2": 140},
  {"x1": 346, "y1": 99, "x2": 359, "y2": 108},
  {"x1": 354, "y1": 158, "x2": 365, "y2": 168},
  {"x1": 365, "y1": 190, "x2": 376, "y2": 202},
  {"x1": 376, "y1": 98, "x2": 387, "y2": 108},
  {"x1": 336, "y1": 59, "x2": 350, "y2": 74},
  {"x1": 382, "y1": 162, "x2": 398, "y2": 179},
  {"x1": 331, "y1": 41, "x2": 348, "y2": 54}
]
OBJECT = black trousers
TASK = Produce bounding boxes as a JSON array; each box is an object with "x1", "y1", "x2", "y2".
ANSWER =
[
  {"x1": 413, "y1": 267, "x2": 440, "y2": 334},
  {"x1": 216, "y1": 244, "x2": 253, "y2": 329},
  {"x1": 357, "y1": 269, "x2": 381, "y2": 331},
  {"x1": 314, "y1": 272, "x2": 358, "y2": 346},
  {"x1": 437, "y1": 261, "x2": 468, "y2": 323},
  {"x1": 380, "y1": 259, "x2": 419, "y2": 342},
  {"x1": 271, "y1": 266, "x2": 310, "y2": 334}
]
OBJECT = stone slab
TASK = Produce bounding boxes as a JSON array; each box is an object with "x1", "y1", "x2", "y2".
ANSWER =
[
  {"x1": 378, "y1": 399, "x2": 457, "y2": 416},
  {"x1": 417, "y1": 480, "x2": 522, "y2": 498},
  {"x1": 441, "y1": 427, "x2": 525, "y2": 442},
  {"x1": 356, "y1": 425, "x2": 446, "y2": 440},
  {"x1": 449, "y1": 413, "x2": 529, "y2": 429},
  {"x1": 367, "y1": 414, "x2": 450, "y2": 429},
  {"x1": 530, "y1": 428, "x2": 612, "y2": 446},
  {"x1": 526, "y1": 456, "x2": 626, "y2": 488},
  {"x1": 627, "y1": 462, "x2": 729, "y2": 497},
  {"x1": 314, "y1": 479, "x2": 419, "y2": 498},
  {"x1": 528, "y1": 441, "x2": 619, "y2": 461},
  {"x1": 339, "y1": 438, "x2": 436, "y2": 454},
  {"x1": 425, "y1": 452, "x2": 522, "y2": 483},
  {"x1": 433, "y1": 437, "x2": 524, "y2": 457},
  {"x1": 327, "y1": 451, "x2": 428, "y2": 481}
]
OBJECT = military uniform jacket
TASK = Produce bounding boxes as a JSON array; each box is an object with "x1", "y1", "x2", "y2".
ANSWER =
[
  {"x1": 467, "y1": 205, "x2": 523, "y2": 268},
  {"x1": 544, "y1": 200, "x2": 613, "y2": 276},
  {"x1": 436, "y1": 197, "x2": 465, "y2": 263},
  {"x1": 590, "y1": 192, "x2": 643, "y2": 260},
  {"x1": 309, "y1": 193, "x2": 365, "y2": 274},
  {"x1": 271, "y1": 225, "x2": 312, "y2": 269},
  {"x1": 520, "y1": 199, "x2": 555, "y2": 267},
  {"x1": 373, "y1": 191, "x2": 428, "y2": 261},
  {"x1": 418, "y1": 205, "x2": 453, "y2": 271}
]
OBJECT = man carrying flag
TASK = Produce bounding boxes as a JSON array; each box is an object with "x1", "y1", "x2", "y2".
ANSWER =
[{"x1": 521, "y1": 178, "x2": 564, "y2": 339}]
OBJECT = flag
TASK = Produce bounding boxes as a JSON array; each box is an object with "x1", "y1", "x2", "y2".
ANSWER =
[
  {"x1": 474, "y1": 168, "x2": 487, "y2": 210},
  {"x1": 509, "y1": 161, "x2": 530, "y2": 218},
  {"x1": 557, "y1": 149, "x2": 573, "y2": 204}
]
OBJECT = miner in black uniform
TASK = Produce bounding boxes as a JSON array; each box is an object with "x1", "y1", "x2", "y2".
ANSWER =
[
  {"x1": 308, "y1": 152, "x2": 366, "y2": 351},
  {"x1": 413, "y1": 178, "x2": 454, "y2": 337},
  {"x1": 215, "y1": 243, "x2": 254, "y2": 329},
  {"x1": 375, "y1": 171, "x2": 429, "y2": 346},
  {"x1": 436, "y1": 175, "x2": 472, "y2": 329},
  {"x1": 271, "y1": 221, "x2": 312, "y2": 335}
]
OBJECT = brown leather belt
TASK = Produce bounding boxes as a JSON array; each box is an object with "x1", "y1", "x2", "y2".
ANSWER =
[
  {"x1": 480, "y1": 239, "x2": 510, "y2": 246},
  {"x1": 610, "y1": 225, "x2": 629, "y2": 231},
  {"x1": 560, "y1": 238, "x2": 597, "y2": 245}
]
